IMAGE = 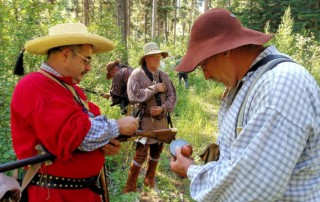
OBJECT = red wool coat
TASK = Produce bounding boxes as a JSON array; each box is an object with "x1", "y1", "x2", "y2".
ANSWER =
[{"x1": 10, "y1": 71, "x2": 104, "y2": 202}]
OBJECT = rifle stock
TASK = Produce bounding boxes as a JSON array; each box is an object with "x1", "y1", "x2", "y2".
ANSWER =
[
  {"x1": 116, "y1": 128, "x2": 177, "y2": 144},
  {"x1": 99, "y1": 164, "x2": 109, "y2": 202}
]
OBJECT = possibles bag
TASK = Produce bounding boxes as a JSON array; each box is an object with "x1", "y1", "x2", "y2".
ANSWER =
[{"x1": 200, "y1": 143, "x2": 220, "y2": 163}]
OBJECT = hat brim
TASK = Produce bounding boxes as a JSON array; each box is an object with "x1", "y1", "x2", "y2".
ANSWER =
[
  {"x1": 175, "y1": 28, "x2": 273, "y2": 73},
  {"x1": 139, "y1": 51, "x2": 168, "y2": 65},
  {"x1": 25, "y1": 33, "x2": 115, "y2": 55},
  {"x1": 107, "y1": 59, "x2": 120, "y2": 72}
]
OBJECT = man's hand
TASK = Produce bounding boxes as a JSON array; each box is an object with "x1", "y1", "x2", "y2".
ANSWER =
[
  {"x1": 150, "y1": 106, "x2": 164, "y2": 116},
  {"x1": 170, "y1": 147, "x2": 194, "y2": 178},
  {"x1": 0, "y1": 174, "x2": 21, "y2": 202},
  {"x1": 101, "y1": 139, "x2": 121, "y2": 156},
  {"x1": 102, "y1": 93, "x2": 110, "y2": 99},
  {"x1": 155, "y1": 83, "x2": 166, "y2": 93},
  {"x1": 117, "y1": 116, "x2": 139, "y2": 135}
]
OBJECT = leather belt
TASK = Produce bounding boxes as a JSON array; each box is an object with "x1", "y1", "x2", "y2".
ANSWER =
[{"x1": 30, "y1": 173, "x2": 103, "y2": 195}]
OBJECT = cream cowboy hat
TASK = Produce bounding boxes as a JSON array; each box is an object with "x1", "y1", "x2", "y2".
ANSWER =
[
  {"x1": 175, "y1": 8, "x2": 273, "y2": 72},
  {"x1": 25, "y1": 23, "x2": 115, "y2": 55},
  {"x1": 139, "y1": 42, "x2": 168, "y2": 65}
]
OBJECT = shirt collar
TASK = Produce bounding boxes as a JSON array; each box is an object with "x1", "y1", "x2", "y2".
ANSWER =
[
  {"x1": 40, "y1": 63, "x2": 74, "y2": 85},
  {"x1": 242, "y1": 45, "x2": 289, "y2": 82}
]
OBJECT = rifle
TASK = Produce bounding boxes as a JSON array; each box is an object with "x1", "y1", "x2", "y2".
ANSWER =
[
  {"x1": 116, "y1": 128, "x2": 177, "y2": 144},
  {"x1": 0, "y1": 128, "x2": 177, "y2": 172},
  {"x1": 0, "y1": 152, "x2": 55, "y2": 173},
  {"x1": 81, "y1": 88, "x2": 106, "y2": 97}
]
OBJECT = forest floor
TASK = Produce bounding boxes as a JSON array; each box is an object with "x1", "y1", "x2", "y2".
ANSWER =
[{"x1": 138, "y1": 168, "x2": 190, "y2": 202}]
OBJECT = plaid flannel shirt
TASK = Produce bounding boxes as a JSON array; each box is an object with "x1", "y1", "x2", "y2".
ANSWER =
[{"x1": 187, "y1": 46, "x2": 320, "y2": 201}]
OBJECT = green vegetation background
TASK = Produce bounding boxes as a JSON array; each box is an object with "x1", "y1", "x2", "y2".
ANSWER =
[{"x1": 0, "y1": 2, "x2": 319, "y2": 202}]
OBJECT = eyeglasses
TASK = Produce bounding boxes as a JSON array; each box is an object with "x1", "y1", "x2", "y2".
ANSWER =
[
  {"x1": 72, "y1": 50, "x2": 91, "y2": 65},
  {"x1": 151, "y1": 55, "x2": 162, "y2": 60}
]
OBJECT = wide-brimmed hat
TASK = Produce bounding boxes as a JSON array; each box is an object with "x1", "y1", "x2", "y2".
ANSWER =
[
  {"x1": 139, "y1": 42, "x2": 168, "y2": 65},
  {"x1": 175, "y1": 8, "x2": 273, "y2": 72},
  {"x1": 106, "y1": 59, "x2": 120, "y2": 80},
  {"x1": 25, "y1": 23, "x2": 115, "y2": 55}
]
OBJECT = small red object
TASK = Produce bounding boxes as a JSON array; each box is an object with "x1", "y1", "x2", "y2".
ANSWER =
[{"x1": 181, "y1": 144, "x2": 193, "y2": 157}]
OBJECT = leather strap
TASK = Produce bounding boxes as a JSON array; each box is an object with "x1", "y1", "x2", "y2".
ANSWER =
[
  {"x1": 20, "y1": 145, "x2": 52, "y2": 192},
  {"x1": 38, "y1": 69, "x2": 89, "y2": 111},
  {"x1": 236, "y1": 55, "x2": 294, "y2": 135},
  {"x1": 30, "y1": 173, "x2": 102, "y2": 194}
]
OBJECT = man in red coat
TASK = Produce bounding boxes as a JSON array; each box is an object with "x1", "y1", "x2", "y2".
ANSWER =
[{"x1": 10, "y1": 23, "x2": 138, "y2": 202}]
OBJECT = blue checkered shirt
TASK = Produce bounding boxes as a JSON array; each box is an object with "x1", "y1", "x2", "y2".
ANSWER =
[
  {"x1": 187, "y1": 46, "x2": 320, "y2": 201},
  {"x1": 40, "y1": 63, "x2": 119, "y2": 151}
]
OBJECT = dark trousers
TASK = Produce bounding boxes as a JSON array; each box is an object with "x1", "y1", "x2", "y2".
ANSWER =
[{"x1": 178, "y1": 72, "x2": 189, "y2": 89}]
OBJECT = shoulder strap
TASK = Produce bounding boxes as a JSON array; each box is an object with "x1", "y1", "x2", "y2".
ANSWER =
[
  {"x1": 236, "y1": 55, "x2": 294, "y2": 135},
  {"x1": 38, "y1": 69, "x2": 89, "y2": 111}
]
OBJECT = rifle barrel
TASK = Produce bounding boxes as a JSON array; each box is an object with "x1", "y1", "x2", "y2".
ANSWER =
[
  {"x1": 82, "y1": 88, "x2": 105, "y2": 97},
  {"x1": 0, "y1": 153, "x2": 55, "y2": 173}
]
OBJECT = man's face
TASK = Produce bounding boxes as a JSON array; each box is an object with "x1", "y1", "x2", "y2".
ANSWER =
[
  {"x1": 109, "y1": 66, "x2": 119, "y2": 78},
  {"x1": 66, "y1": 44, "x2": 93, "y2": 83},
  {"x1": 145, "y1": 53, "x2": 162, "y2": 72},
  {"x1": 198, "y1": 52, "x2": 237, "y2": 88}
]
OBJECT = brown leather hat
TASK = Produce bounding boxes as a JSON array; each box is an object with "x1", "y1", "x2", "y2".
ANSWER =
[
  {"x1": 175, "y1": 8, "x2": 273, "y2": 72},
  {"x1": 106, "y1": 59, "x2": 120, "y2": 80}
]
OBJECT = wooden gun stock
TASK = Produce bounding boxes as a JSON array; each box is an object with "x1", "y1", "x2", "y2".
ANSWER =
[
  {"x1": 99, "y1": 165, "x2": 109, "y2": 202},
  {"x1": 116, "y1": 128, "x2": 178, "y2": 144}
]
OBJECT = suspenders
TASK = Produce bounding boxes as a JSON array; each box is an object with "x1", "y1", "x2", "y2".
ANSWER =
[{"x1": 236, "y1": 55, "x2": 294, "y2": 135}]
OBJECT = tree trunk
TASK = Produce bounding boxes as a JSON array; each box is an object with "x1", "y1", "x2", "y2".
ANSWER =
[
  {"x1": 173, "y1": 0, "x2": 177, "y2": 45},
  {"x1": 188, "y1": 0, "x2": 195, "y2": 35},
  {"x1": 151, "y1": 0, "x2": 157, "y2": 41},
  {"x1": 204, "y1": 0, "x2": 209, "y2": 12},
  {"x1": 117, "y1": 0, "x2": 129, "y2": 63},
  {"x1": 74, "y1": 0, "x2": 79, "y2": 19},
  {"x1": 123, "y1": 0, "x2": 129, "y2": 63},
  {"x1": 144, "y1": 0, "x2": 148, "y2": 43},
  {"x1": 127, "y1": 0, "x2": 130, "y2": 40},
  {"x1": 117, "y1": 0, "x2": 122, "y2": 27},
  {"x1": 83, "y1": 0, "x2": 89, "y2": 26}
]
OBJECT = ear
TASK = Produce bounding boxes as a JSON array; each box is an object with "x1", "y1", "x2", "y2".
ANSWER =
[{"x1": 61, "y1": 48, "x2": 72, "y2": 62}]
